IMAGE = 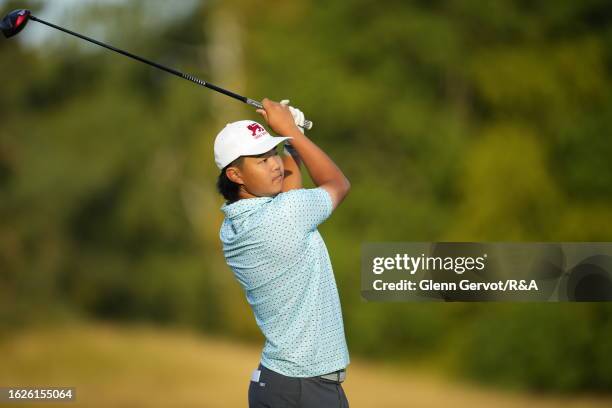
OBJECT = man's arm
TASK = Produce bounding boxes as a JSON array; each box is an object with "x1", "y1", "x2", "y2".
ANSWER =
[
  {"x1": 258, "y1": 98, "x2": 350, "y2": 209},
  {"x1": 281, "y1": 145, "x2": 302, "y2": 192}
]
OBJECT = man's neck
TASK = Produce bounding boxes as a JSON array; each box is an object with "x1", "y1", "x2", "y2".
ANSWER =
[{"x1": 238, "y1": 189, "x2": 259, "y2": 200}]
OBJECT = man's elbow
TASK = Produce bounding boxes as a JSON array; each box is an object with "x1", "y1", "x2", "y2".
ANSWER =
[
  {"x1": 337, "y1": 176, "x2": 351, "y2": 201},
  {"x1": 322, "y1": 176, "x2": 351, "y2": 209},
  {"x1": 342, "y1": 177, "x2": 351, "y2": 197}
]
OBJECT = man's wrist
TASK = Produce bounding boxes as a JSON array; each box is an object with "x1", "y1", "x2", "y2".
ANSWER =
[
  {"x1": 284, "y1": 141, "x2": 298, "y2": 154},
  {"x1": 283, "y1": 127, "x2": 306, "y2": 140}
]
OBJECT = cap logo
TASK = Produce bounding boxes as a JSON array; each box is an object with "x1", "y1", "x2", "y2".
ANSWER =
[{"x1": 247, "y1": 123, "x2": 266, "y2": 139}]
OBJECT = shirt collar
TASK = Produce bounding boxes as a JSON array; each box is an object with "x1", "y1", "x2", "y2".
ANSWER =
[{"x1": 221, "y1": 196, "x2": 274, "y2": 221}]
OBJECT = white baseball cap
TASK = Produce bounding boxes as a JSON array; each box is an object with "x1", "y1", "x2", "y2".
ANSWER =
[{"x1": 214, "y1": 120, "x2": 292, "y2": 169}]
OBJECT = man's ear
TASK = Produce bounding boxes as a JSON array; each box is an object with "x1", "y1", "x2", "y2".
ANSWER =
[{"x1": 226, "y1": 166, "x2": 244, "y2": 185}]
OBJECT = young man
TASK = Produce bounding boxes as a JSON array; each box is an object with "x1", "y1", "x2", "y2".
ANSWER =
[{"x1": 214, "y1": 98, "x2": 351, "y2": 407}]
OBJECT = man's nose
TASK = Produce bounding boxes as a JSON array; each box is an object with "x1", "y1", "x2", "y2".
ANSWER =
[{"x1": 271, "y1": 155, "x2": 282, "y2": 170}]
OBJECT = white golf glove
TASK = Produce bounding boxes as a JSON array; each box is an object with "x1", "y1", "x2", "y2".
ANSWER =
[{"x1": 280, "y1": 99, "x2": 306, "y2": 133}]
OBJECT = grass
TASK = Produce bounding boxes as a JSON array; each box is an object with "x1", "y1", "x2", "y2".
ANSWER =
[{"x1": 0, "y1": 321, "x2": 610, "y2": 407}]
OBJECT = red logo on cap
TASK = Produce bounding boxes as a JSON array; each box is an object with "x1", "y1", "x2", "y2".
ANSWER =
[{"x1": 247, "y1": 123, "x2": 266, "y2": 139}]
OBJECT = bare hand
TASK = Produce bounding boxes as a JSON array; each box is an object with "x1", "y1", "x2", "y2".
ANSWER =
[{"x1": 256, "y1": 98, "x2": 300, "y2": 136}]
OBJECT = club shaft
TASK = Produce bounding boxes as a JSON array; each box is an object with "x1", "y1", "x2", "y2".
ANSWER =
[
  {"x1": 30, "y1": 15, "x2": 250, "y2": 104},
  {"x1": 28, "y1": 15, "x2": 312, "y2": 130}
]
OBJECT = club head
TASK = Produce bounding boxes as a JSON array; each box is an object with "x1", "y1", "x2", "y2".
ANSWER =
[{"x1": 1, "y1": 9, "x2": 31, "y2": 38}]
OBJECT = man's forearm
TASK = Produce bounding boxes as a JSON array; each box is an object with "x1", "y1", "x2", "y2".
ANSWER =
[
  {"x1": 256, "y1": 98, "x2": 350, "y2": 207},
  {"x1": 284, "y1": 143, "x2": 302, "y2": 168},
  {"x1": 281, "y1": 147, "x2": 302, "y2": 192},
  {"x1": 285, "y1": 128, "x2": 349, "y2": 190}
]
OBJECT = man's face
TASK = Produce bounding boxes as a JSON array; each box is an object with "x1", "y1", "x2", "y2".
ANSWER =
[{"x1": 228, "y1": 147, "x2": 284, "y2": 198}]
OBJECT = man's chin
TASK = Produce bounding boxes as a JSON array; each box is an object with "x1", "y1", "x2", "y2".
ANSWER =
[{"x1": 259, "y1": 189, "x2": 282, "y2": 198}]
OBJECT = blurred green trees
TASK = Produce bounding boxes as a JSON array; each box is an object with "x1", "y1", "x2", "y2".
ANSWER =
[{"x1": 1, "y1": 0, "x2": 611, "y2": 392}]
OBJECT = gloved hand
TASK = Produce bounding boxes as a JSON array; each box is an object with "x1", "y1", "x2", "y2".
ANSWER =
[{"x1": 280, "y1": 99, "x2": 306, "y2": 133}]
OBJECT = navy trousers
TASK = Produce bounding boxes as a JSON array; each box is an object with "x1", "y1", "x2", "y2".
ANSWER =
[{"x1": 248, "y1": 364, "x2": 350, "y2": 408}]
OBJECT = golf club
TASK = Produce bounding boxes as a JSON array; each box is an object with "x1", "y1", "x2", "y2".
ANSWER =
[{"x1": 0, "y1": 9, "x2": 313, "y2": 130}]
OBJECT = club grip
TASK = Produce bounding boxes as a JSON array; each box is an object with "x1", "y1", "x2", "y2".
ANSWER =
[{"x1": 247, "y1": 99, "x2": 313, "y2": 130}]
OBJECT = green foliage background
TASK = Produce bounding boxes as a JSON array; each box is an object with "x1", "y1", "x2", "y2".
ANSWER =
[{"x1": 1, "y1": 0, "x2": 611, "y2": 393}]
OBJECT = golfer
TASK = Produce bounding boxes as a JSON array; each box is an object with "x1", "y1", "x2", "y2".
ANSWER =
[{"x1": 214, "y1": 98, "x2": 350, "y2": 407}]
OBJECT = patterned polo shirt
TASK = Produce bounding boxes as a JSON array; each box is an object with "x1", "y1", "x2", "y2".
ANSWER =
[{"x1": 219, "y1": 187, "x2": 350, "y2": 377}]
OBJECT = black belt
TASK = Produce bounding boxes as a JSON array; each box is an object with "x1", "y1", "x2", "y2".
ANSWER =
[{"x1": 318, "y1": 369, "x2": 346, "y2": 383}]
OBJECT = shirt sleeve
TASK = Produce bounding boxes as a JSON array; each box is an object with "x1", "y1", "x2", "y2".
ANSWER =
[{"x1": 274, "y1": 187, "x2": 333, "y2": 232}]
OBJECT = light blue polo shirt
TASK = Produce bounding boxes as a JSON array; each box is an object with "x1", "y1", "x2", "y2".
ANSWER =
[{"x1": 219, "y1": 187, "x2": 350, "y2": 377}]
